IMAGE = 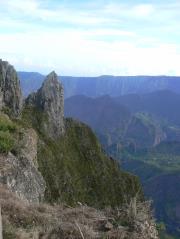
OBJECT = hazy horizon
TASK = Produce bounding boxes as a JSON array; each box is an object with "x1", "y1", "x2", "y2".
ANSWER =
[{"x1": 18, "y1": 70, "x2": 180, "y2": 78}]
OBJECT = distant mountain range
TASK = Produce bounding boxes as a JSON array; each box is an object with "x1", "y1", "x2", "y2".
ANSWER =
[
  {"x1": 18, "y1": 71, "x2": 180, "y2": 98},
  {"x1": 115, "y1": 90, "x2": 180, "y2": 126},
  {"x1": 65, "y1": 91, "x2": 180, "y2": 148}
]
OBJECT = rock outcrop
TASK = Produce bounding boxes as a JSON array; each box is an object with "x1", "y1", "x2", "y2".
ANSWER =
[
  {"x1": 26, "y1": 71, "x2": 64, "y2": 138},
  {"x1": 0, "y1": 59, "x2": 23, "y2": 117},
  {"x1": 0, "y1": 128, "x2": 45, "y2": 203}
]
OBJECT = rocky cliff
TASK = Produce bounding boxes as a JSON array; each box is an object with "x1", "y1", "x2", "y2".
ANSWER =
[
  {"x1": 0, "y1": 60, "x2": 159, "y2": 238},
  {"x1": 0, "y1": 113, "x2": 45, "y2": 203},
  {"x1": 26, "y1": 71, "x2": 64, "y2": 138},
  {"x1": 0, "y1": 59, "x2": 23, "y2": 117},
  {"x1": 0, "y1": 60, "x2": 45, "y2": 203}
]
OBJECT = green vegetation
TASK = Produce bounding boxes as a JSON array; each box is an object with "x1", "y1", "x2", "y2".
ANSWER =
[
  {"x1": 0, "y1": 114, "x2": 16, "y2": 132},
  {"x1": 0, "y1": 114, "x2": 16, "y2": 153},
  {"x1": 0, "y1": 131, "x2": 14, "y2": 153},
  {"x1": 21, "y1": 107, "x2": 143, "y2": 207},
  {"x1": 112, "y1": 142, "x2": 180, "y2": 238},
  {"x1": 119, "y1": 141, "x2": 180, "y2": 172},
  {"x1": 21, "y1": 106, "x2": 48, "y2": 135},
  {"x1": 157, "y1": 222, "x2": 178, "y2": 238},
  {"x1": 135, "y1": 112, "x2": 156, "y2": 127},
  {"x1": 39, "y1": 119, "x2": 142, "y2": 206}
]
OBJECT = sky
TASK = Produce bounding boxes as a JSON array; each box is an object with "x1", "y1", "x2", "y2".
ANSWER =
[{"x1": 0, "y1": 0, "x2": 180, "y2": 76}]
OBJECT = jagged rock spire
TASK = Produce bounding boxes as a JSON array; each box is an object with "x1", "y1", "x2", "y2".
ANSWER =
[
  {"x1": 0, "y1": 59, "x2": 23, "y2": 117},
  {"x1": 26, "y1": 71, "x2": 64, "y2": 138}
]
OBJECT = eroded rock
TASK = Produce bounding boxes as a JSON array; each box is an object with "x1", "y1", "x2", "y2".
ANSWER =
[
  {"x1": 26, "y1": 71, "x2": 64, "y2": 138},
  {"x1": 0, "y1": 128, "x2": 45, "y2": 203},
  {"x1": 0, "y1": 59, "x2": 23, "y2": 117}
]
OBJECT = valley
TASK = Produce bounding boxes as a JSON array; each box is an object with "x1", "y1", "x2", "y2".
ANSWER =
[{"x1": 63, "y1": 91, "x2": 180, "y2": 237}]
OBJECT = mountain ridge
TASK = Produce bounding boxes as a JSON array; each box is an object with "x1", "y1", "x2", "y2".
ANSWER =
[{"x1": 18, "y1": 71, "x2": 180, "y2": 99}]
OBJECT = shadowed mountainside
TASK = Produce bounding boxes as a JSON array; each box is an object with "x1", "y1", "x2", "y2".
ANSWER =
[{"x1": 64, "y1": 92, "x2": 180, "y2": 237}]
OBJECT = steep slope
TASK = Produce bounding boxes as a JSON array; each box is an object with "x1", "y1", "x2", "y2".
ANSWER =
[
  {"x1": 22, "y1": 87, "x2": 142, "y2": 208},
  {"x1": 64, "y1": 94, "x2": 180, "y2": 237}
]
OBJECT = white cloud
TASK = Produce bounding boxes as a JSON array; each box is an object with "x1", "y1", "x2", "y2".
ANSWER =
[
  {"x1": 132, "y1": 4, "x2": 154, "y2": 17},
  {"x1": 0, "y1": 29, "x2": 180, "y2": 76},
  {"x1": 0, "y1": 0, "x2": 180, "y2": 76},
  {"x1": 103, "y1": 3, "x2": 155, "y2": 19},
  {"x1": 4, "y1": 0, "x2": 39, "y2": 13},
  {"x1": 85, "y1": 29, "x2": 136, "y2": 37}
]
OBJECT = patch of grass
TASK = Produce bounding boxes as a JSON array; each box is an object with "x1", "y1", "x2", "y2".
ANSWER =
[
  {"x1": 0, "y1": 131, "x2": 14, "y2": 153},
  {"x1": 0, "y1": 114, "x2": 17, "y2": 153},
  {"x1": 37, "y1": 117, "x2": 143, "y2": 207},
  {"x1": 0, "y1": 114, "x2": 16, "y2": 132}
]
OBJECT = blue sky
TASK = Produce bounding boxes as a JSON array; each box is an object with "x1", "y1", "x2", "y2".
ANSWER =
[{"x1": 0, "y1": 0, "x2": 180, "y2": 76}]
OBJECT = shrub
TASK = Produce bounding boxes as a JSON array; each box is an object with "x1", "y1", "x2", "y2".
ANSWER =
[
  {"x1": 0, "y1": 131, "x2": 15, "y2": 153},
  {"x1": 0, "y1": 115, "x2": 16, "y2": 132}
]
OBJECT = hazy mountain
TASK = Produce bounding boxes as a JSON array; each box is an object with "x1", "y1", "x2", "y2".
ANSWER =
[
  {"x1": 64, "y1": 92, "x2": 180, "y2": 237},
  {"x1": 65, "y1": 95, "x2": 131, "y2": 146},
  {"x1": 115, "y1": 90, "x2": 180, "y2": 126},
  {"x1": 18, "y1": 71, "x2": 180, "y2": 98},
  {"x1": 18, "y1": 71, "x2": 44, "y2": 96},
  {"x1": 64, "y1": 91, "x2": 180, "y2": 158},
  {"x1": 65, "y1": 95, "x2": 168, "y2": 149},
  {"x1": 121, "y1": 142, "x2": 180, "y2": 236}
]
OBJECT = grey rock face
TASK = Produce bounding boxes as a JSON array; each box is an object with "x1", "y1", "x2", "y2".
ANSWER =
[
  {"x1": 18, "y1": 128, "x2": 39, "y2": 167},
  {"x1": 0, "y1": 129, "x2": 46, "y2": 203},
  {"x1": 26, "y1": 71, "x2": 64, "y2": 138},
  {"x1": 0, "y1": 59, "x2": 23, "y2": 117}
]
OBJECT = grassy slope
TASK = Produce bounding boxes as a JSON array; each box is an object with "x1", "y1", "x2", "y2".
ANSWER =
[
  {"x1": 20, "y1": 106, "x2": 142, "y2": 208},
  {"x1": 0, "y1": 114, "x2": 17, "y2": 153}
]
